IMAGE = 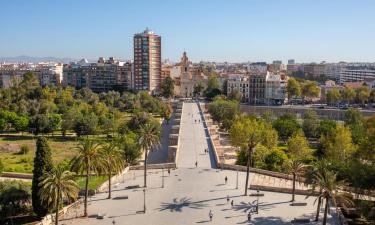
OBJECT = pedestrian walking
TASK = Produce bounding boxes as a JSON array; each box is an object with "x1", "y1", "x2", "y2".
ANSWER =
[
  {"x1": 195, "y1": 161, "x2": 198, "y2": 167},
  {"x1": 231, "y1": 200, "x2": 234, "y2": 208},
  {"x1": 226, "y1": 195, "x2": 230, "y2": 204},
  {"x1": 168, "y1": 168, "x2": 171, "y2": 176},
  {"x1": 247, "y1": 212, "x2": 251, "y2": 221},
  {"x1": 225, "y1": 176, "x2": 228, "y2": 184},
  {"x1": 209, "y1": 210, "x2": 213, "y2": 221}
]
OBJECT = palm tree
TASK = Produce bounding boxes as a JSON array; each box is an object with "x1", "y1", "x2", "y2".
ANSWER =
[
  {"x1": 39, "y1": 165, "x2": 79, "y2": 225},
  {"x1": 308, "y1": 160, "x2": 329, "y2": 222},
  {"x1": 100, "y1": 140, "x2": 125, "y2": 199},
  {"x1": 70, "y1": 138, "x2": 104, "y2": 217},
  {"x1": 312, "y1": 168, "x2": 353, "y2": 225},
  {"x1": 288, "y1": 160, "x2": 307, "y2": 202},
  {"x1": 138, "y1": 122, "x2": 161, "y2": 187}
]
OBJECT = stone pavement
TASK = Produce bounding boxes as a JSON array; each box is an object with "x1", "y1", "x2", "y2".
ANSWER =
[{"x1": 63, "y1": 102, "x2": 339, "y2": 225}]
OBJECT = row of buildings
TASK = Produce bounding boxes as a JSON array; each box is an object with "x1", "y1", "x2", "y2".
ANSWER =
[
  {"x1": 286, "y1": 61, "x2": 375, "y2": 84},
  {"x1": 0, "y1": 28, "x2": 162, "y2": 94}
]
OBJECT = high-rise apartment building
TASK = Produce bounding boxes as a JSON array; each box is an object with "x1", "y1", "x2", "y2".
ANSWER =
[{"x1": 133, "y1": 28, "x2": 161, "y2": 94}]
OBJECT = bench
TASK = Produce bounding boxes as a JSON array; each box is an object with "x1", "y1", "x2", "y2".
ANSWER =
[
  {"x1": 290, "y1": 202, "x2": 307, "y2": 206},
  {"x1": 291, "y1": 218, "x2": 310, "y2": 223},
  {"x1": 292, "y1": 218, "x2": 310, "y2": 223},
  {"x1": 249, "y1": 193, "x2": 265, "y2": 197},
  {"x1": 125, "y1": 185, "x2": 140, "y2": 189},
  {"x1": 97, "y1": 213, "x2": 107, "y2": 219}
]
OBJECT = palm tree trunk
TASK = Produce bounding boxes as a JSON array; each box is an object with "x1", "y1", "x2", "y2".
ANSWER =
[
  {"x1": 55, "y1": 189, "x2": 60, "y2": 225},
  {"x1": 84, "y1": 161, "x2": 89, "y2": 217},
  {"x1": 144, "y1": 149, "x2": 148, "y2": 187},
  {"x1": 315, "y1": 191, "x2": 322, "y2": 221},
  {"x1": 108, "y1": 169, "x2": 112, "y2": 199},
  {"x1": 292, "y1": 173, "x2": 296, "y2": 202},
  {"x1": 323, "y1": 197, "x2": 329, "y2": 225},
  {"x1": 244, "y1": 146, "x2": 252, "y2": 196}
]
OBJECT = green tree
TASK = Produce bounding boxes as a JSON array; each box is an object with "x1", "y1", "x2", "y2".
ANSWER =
[
  {"x1": 207, "y1": 98, "x2": 239, "y2": 130},
  {"x1": 302, "y1": 110, "x2": 319, "y2": 138},
  {"x1": 39, "y1": 165, "x2": 79, "y2": 225},
  {"x1": 32, "y1": 137, "x2": 53, "y2": 218},
  {"x1": 356, "y1": 86, "x2": 370, "y2": 106},
  {"x1": 48, "y1": 113, "x2": 62, "y2": 135},
  {"x1": 229, "y1": 116, "x2": 265, "y2": 195},
  {"x1": 341, "y1": 87, "x2": 356, "y2": 105},
  {"x1": 100, "y1": 141, "x2": 125, "y2": 199},
  {"x1": 287, "y1": 77, "x2": 301, "y2": 101},
  {"x1": 264, "y1": 149, "x2": 288, "y2": 172},
  {"x1": 260, "y1": 122, "x2": 279, "y2": 150},
  {"x1": 139, "y1": 122, "x2": 161, "y2": 188},
  {"x1": 272, "y1": 113, "x2": 300, "y2": 142},
  {"x1": 326, "y1": 88, "x2": 341, "y2": 106},
  {"x1": 117, "y1": 132, "x2": 142, "y2": 165},
  {"x1": 161, "y1": 76, "x2": 174, "y2": 98},
  {"x1": 358, "y1": 114, "x2": 375, "y2": 161},
  {"x1": 193, "y1": 82, "x2": 205, "y2": 97},
  {"x1": 228, "y1": 89, "x2": 242, "y2": 102},
  {"x1": 287, "y1": 130, "x2": 312, "y2": 160},
  {"x1": 320, "y1": 124, "x2": 356, "y2": 161},
  {"x1": 12, "y1": 115, "x2": 29, "y2": 134},
  {"x1": 311, "y1": 169, "x2": 353, "y2": 225},
  {"x1": 70, "y1": 138, "x2": 104, "y2": 217},
  {"x1": 74, "y1": 113, "x2": 98, "y2": 137},
  {"x1": 61, "y1": 108, "x2": 77, "y2": 137},
  {"x1": 205, "y1": 75, "x2": 221, "y2": 100},
  {"x1": 344, "y1": 108, "x2": 366, "y2": 144},
  {"x1": 317, "y1": 119, "x2": 337, "y2": 138},
  {"x1": 301, "y1": 81, "x2": 320, "y2": 103},
  {"x1": 30, "y1": 114, "x2": 49, "y2": 135}
]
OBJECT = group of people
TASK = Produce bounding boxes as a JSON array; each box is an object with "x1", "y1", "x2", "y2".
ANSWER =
[{"x1": 207, "y1": 177, "x2": 258, "y2": 222}]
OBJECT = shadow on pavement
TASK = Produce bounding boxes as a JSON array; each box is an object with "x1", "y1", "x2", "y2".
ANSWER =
[
  {"x1": 158, "y1": 197, "x2": 208, "y2": 212},
  {"x1": 196, "y1": 220, "x2": 211, "y2": 223}
]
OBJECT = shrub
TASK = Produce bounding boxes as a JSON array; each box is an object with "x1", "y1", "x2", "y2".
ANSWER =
[{"x1": 19, "y1": 145, "x2": 30, "y2": 155}]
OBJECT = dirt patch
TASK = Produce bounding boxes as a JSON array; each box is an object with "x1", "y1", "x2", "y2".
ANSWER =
[{"x1": 0, "y1": 143, "x2": 20, "y2": 153}]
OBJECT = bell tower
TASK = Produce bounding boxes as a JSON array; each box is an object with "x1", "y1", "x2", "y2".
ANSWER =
[{"x1": 181, "y1": 51, "x2": 189, "y2": 73}]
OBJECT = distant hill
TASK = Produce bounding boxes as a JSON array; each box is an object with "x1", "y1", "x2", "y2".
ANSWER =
[{"x1": 0, "y1": 55, "x2": 75, "y2": 63}]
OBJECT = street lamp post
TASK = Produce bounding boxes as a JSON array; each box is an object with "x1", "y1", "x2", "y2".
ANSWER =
[
  {"x1": 162, "y1": 167, "x2": 165, "y2": 188},
  {"x1": 256, "y1": 189, "x2": 259, "y2": 214},
  {"x1": 143, "y1": 189, "x2": 146, "y2": 213},
  {"x1": 236, "y1": 169, "x2": 239, "y2": 189}
]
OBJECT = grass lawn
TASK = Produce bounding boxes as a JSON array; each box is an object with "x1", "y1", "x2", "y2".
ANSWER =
[
  {"x1": 75, "y1": 175, "x2": 108, "y2": 190},
  {"x1": 0, "y1": 134, "x2": 79, "y2": 173}
]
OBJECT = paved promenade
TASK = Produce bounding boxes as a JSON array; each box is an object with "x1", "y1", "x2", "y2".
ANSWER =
[{"x1": 64, "y1": 102, "x2": 339, "y2": 225}]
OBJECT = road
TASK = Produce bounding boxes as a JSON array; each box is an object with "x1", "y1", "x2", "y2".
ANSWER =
[{"x1": 65, "y1": 102, "x2": 339, "y2": 225}]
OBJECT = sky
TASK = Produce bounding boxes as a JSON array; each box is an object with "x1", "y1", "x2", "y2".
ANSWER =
[{"x1": 1, "y1": 0, "x2": 375, "y2": 63}]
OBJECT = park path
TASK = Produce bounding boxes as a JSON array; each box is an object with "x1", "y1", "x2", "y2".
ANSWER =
[{"x1": 178, "y1": 102, "x2": 216, "y2": 168}]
